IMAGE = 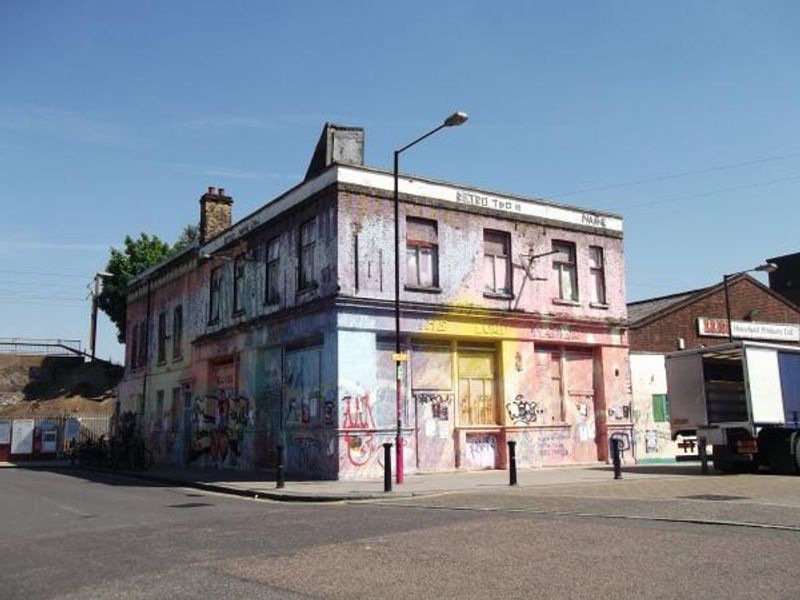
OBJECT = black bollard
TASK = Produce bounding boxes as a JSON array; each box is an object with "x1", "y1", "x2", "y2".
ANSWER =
[
  {"x1": 383, "y1": 442, "x2": 393, "y2": 492},
  {"x1": 276, "y1": 444, "x2": 285, "y2": 489},
  {"x1": 611, "y1": 438, "x2": 622, "y2": 480},
  {"x1": 698, "y1": 436, "x2": 709, "y2": 474},
  {"x1": 507, "y1": 440, "x2": 518, "y2": 486}
]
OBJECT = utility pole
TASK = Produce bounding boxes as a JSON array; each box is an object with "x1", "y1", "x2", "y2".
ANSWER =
[{"x1": 89, "y1": 272, "x2": 112, "y2": 361}]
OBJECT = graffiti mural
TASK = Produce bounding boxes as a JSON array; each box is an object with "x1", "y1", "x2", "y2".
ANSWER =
[
  {"x1": 287, "y1": 436, "x2": 322, "y2": 472},
  {"x1": 189, "y1": 392, "x2": 254, "y2": 467},
  {"x1": 505, "y1": 394, "x2": 542, "y2": 424}
]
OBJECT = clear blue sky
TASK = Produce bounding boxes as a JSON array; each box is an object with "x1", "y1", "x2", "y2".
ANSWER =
[{"x1": 1, "y1": 1, "x2": 798, "y2": 363}]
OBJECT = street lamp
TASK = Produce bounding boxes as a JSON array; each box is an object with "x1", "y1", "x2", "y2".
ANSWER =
[
  {"x1": 723, "y1": 262, "x2": 778, "y2": 342},
  {"x1": 89, "y1": 271, "x2": 113, "y2": 361},
  {"x1": 393, "y1": 111, "x2": 468, "y2": 484}
]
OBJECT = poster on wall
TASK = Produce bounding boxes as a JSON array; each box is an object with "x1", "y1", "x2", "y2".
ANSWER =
[
  {"x1": 0, "y1": 420, "x2": 11, "y2": 444},
  {"x1": 11, "y1": 419, "x2": 34, "y2": 454},
  {"x1": 64, "y1": 418, "x2": 81, "y2": 443}
]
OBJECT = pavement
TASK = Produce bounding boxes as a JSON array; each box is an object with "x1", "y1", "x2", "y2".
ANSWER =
[{"x1": 0, "y1": 457, "x2": 770, "y2": 501}]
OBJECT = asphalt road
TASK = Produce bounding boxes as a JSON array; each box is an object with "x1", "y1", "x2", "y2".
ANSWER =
[{"x1": 1, "y1": 468, "x2": 799, "y2": 599}]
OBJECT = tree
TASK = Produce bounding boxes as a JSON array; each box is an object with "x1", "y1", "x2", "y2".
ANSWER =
[
  {"x1": 98, "y1": 233, "x2": 172, "y2": 343},
  {"x1": 173, "y1": 223, "x2": 199, "y2": 252}
]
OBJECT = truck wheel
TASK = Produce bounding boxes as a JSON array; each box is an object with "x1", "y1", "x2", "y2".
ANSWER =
[
  {"x1": 769, "y1": 436, "x2": 795, "y2": 475},
  {"x1": 712, "y1": 445, "x2": 735, "y2": 473}
]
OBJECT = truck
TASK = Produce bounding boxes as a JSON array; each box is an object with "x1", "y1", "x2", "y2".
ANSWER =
[{"x1": 666, "y1": 341, "x2": 800, "y2": 474}]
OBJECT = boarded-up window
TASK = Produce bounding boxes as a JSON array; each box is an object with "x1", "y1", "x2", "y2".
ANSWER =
[
  {"x1": 285, "y1": 347, "x2": 321, "y2": 425},
  {"x1": 458, "y1": 351, "x2": 497, "y2": 425},
  {"x1": 233, "y1": 254, "x2": 246, "y2": 313},
  {"x1": 299, "y1": 219, "x2": 317, "y2": 289},
  {"x1": 265, "y1": 238, "x2": 280, "y2": 304},
  {"x1": 412, "y1": 345, "x2": 452, "y2": 390}
]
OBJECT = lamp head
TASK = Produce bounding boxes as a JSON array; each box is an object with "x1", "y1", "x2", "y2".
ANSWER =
[
  {"x1": 755, "y1": 262, "x2": 778, "y2": 274},
  {"x1": 443, "y1": 111, "x2": 469, "y2": 127}
]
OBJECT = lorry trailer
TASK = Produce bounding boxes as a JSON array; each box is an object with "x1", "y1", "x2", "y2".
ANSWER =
[{"x1": 666, "y1": 341, "x2": 800, "y2": 473}]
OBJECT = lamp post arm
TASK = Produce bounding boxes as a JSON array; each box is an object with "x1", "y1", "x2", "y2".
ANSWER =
[{"x1": 396, "y1": 123, "x2": 447, "y2": 155}]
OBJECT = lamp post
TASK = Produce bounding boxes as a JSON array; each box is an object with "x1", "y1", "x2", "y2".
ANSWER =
[
  {"x1": 393, "y1": 111, "x2": 468, "y2": 484},
  {"x1": 723, "y1": 262, "x2": 778, "y2": 342},
  {"x1": 89, "y1": 271, "x2": 113, "y2": 361}
]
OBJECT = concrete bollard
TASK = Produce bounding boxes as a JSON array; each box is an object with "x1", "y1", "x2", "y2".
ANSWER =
[
  {"x1": 698, "y1": 436, "x2": 709, "y2": 474},
  {"x1": 611, "y1": 438, "x2": 622, "y2": 480},
  {"x1": 383, "y1": 442, "x2": 393, "y2": 492},
  {"x1": 276, "y1": 444, "x2": 285, "y2": 489},
  {"x1": 507, "y1": 440, "x2": 518, "y2": 486}
]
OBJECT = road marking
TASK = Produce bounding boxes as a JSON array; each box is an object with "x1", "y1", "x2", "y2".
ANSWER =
[{"x1": 40, "y1": 496, "x2": 93, "y2": 518}]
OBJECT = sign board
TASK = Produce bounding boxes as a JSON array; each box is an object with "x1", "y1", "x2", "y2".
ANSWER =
[
  {"x1": 0, "y1": 420, "x2": 10, "y2": 444},
  {"x1": 697, "y1": 317, "x2": 800, "y2": 342},
  {"x1": 41, "y1": 429, "x2": 58, "y2": 453},
  {"x1": 11, "y1": 419, "x2": 34, "y2": 454}
]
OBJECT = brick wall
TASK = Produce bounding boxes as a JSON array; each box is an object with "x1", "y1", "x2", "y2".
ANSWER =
[{"x1": 629, "y1": 278, "x2": 800, "y2": 352}]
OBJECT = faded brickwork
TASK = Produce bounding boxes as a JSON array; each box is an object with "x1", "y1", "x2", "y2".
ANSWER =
[{"x1": 118, "y1": 142, "x2": 634, "y2": 479}]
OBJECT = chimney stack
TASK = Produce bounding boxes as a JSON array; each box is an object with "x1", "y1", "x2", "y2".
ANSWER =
[{"x1": 199, "y1": 186, "x2": 233, "y2": 244}]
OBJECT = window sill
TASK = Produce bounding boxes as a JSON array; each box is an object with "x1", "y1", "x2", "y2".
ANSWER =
[
  {"x1": 208, "y1": 318, "x2": 220, "y2": 326},
  {"x1": 264, "y1": 299, "x2": 281, "y2": 308},
  {"x1": 590, "y1": 302, "x2": 609, "y2": 310},
  {"x1": 404, "y1": 285, "x2": 442, "y2": 294},
  {"x1": 483, "y1": 291, "x2": 514, "y2": 300},
  {"x1": 172, "y1": 355, "x2": 183, "y2": 363},
  {"x1": 156, "y1": 360, "x2": 166, "y2": 367},
  {"x1": 232, "y1": 309, "x2": 246, "y2": 318},
  {"x1": 552, "y1": 298, "x2": 580, "y2": 307}
]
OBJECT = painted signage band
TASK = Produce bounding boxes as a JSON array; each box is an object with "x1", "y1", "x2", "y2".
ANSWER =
[{"x1": 697, "y1": 317, "x2": 800, "y2": 342}]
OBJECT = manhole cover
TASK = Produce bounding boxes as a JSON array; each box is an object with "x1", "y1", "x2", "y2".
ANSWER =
[
  {"x1": 679, "y1": 494, "x2": 749, "y2": 502},
  {"x1": 168, "y1": 502, "x2": 214, "y2": 508}
]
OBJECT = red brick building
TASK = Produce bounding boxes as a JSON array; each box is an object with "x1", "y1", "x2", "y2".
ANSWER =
[{"x1": 628, "y1": 274, "x2": 800, "y2": 353}]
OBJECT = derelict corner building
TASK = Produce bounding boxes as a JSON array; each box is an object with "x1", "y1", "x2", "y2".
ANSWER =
[{"x1": 117, "y1": 123, "x2": 633, "y2": 479}]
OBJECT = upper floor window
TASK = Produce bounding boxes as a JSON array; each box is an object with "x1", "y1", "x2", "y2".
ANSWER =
[
  {"x1": 589, "y1": 246, "x2": 606, "y2": 305},
  {"x1": 483, "y1": 230, "x2": 511, "y2": 296},
  {"x1": 233, "y1": 254, "x2": 246, "y2": 314},
  {"x1": 130, "y1": 322, "x2": 139, "y2": 369},
  {"x1": 552, "y1": 241, "x2": 578, "y2": 302},
  {"x1": 137, "y1": 320, "x2": 147, "y2": 368},
  {"x1": 299, "y1": 219, "x2": 317, "y2": 290},
  {"x1": 172, "y1": 305, "x2": 183, "y2": 360},
  {"x1": 209, "y1": 266, "x2": 222, "y2": 323},
  {"x1": 406, "y1": 217, "x2": 438, "y2": 288},
  {"x1": 265, "y1": 237, "x2": 280, "y2": 304},
  {"x1": 157, "y1": 311, "x2": 167, "y2": 364}
]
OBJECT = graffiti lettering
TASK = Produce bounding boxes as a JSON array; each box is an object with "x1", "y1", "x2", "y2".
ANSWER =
[
  {"x1": 506, "y1": 395, "x2": 542, "y2": 424},
  {"x1": 342, "y1": 394, "x2": 375, "y2": 430},
  {"x1": 414, "y1": 392, "x2": 453, "y2": 405}
]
